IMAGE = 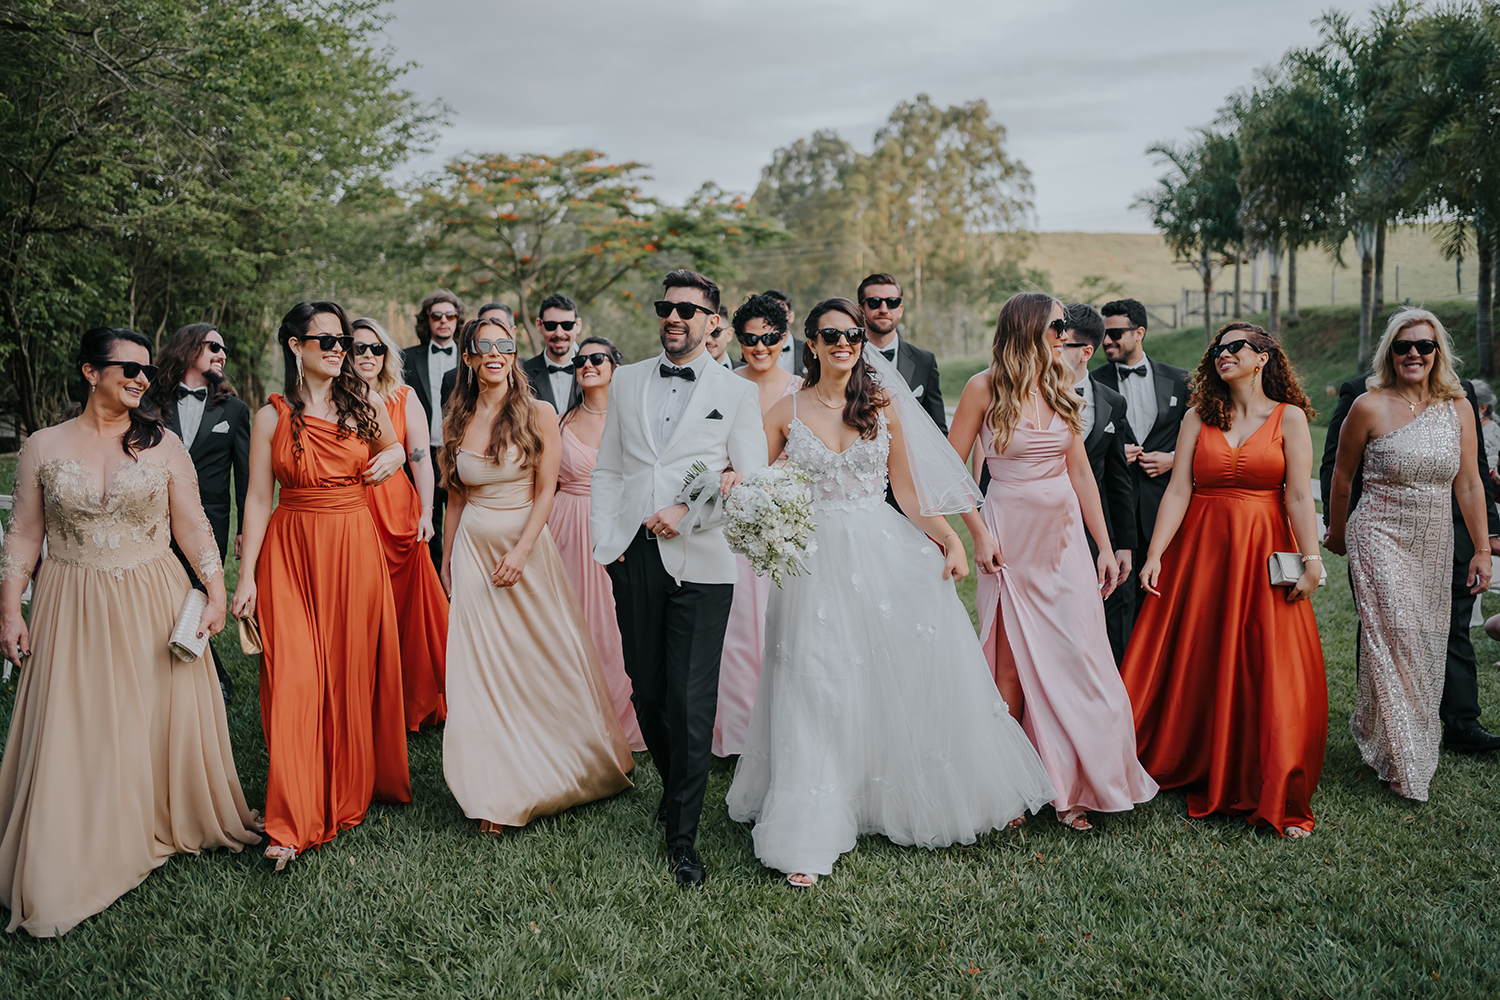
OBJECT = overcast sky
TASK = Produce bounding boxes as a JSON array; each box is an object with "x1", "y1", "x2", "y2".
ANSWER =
[{"x1": 381, "y1": 0, "x2": 1356, "y2": 233}]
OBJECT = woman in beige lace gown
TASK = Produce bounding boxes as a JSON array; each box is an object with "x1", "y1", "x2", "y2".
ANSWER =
[
  {"x1": 1326, "y1": 310, "x2": 1492, "y2": 801},
  {"x1": 0, "y1": 328, "x2": 261, "y2": 937}
]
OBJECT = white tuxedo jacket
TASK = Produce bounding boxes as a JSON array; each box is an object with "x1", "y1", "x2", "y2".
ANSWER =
[{"x1": 590, "y1": 356, "x2": 767, "y2": 584}]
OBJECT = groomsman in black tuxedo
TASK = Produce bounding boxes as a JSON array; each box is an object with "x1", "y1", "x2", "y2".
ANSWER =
[
  {"x1": 1090, "y1": 298, "x2": 1189, "y2": 636},
  {"x1": 522, "y1": 293, "x2": 583, "y2": 413},
  {"x1": 402, "y1": 291, "x2": 465, "y2": 567},
  {"x1": 763, "y1": 289, "x2": 803, "y2": 375},
  {"x1": 151, "y1": 323, "x2": 252, "y2": 703},
  {"x1": 1321, "y1": 372, "x2": 1500, "y2": 753}
]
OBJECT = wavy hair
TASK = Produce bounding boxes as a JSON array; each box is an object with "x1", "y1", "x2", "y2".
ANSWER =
[
  {"x1": 277, "y1": 302, "x2": 382, "y2": 457},
  {"x1": 986, "y1": 292, "x2": 1083, "y2": 454},
  {"x1": 414, "y1": 290, "x2": 465, "y2": 346},
  {"x1": 149, "y1": 323, "x2": 238, "y2": 413},
  {"x1": 442, "y1": 316, "x2": 545, "y2": 491},
  {"x1": 799, "y1": 297, "x2": 888, "y2": 440},
  {"x1": 1368, "y1": 308, "x2": 1466, "y2": 403},
  {"x1": 560, "y1": 335, "x2": 624, "y2": 424},
  {"x1": 351, "y1": 317, "x2": 406, "y2": 402},
  {"x1": 78, "y1": 327, "x2": 166, "y2": 457},
  {"x1": 1191, "y1": 322, "x2": 1314, "y2": 429}
]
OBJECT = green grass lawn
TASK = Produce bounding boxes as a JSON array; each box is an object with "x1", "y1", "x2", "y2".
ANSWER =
[{"x1": 2, "y1": 465, "x2": 1500, "y2": 997}]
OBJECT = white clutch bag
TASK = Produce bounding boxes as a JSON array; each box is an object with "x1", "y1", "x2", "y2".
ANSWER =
[
  {"x1": 1268, "y1": 552, "x2": 1327, "y2": 588},
  {"x1": 169, "y1": 589, "x2": 210, "y2": 662}
]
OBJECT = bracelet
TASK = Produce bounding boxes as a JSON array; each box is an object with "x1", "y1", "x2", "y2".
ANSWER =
[{"x1": 1302, "y1": 555, "x2": 1322, "y2": 563}]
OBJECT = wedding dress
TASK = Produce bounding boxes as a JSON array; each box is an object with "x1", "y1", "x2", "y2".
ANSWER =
[{"x1": 726, "y1": 406, "x2": 1055, "y2": 877}]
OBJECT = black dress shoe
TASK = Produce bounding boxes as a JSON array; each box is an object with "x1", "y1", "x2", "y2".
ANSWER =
[
  {"x1": 668, "y1": 846, "x2": 706, "y2": 887},
  {"x1": 1445, "y1": 723, "x2": 1500, "y2": 753}
]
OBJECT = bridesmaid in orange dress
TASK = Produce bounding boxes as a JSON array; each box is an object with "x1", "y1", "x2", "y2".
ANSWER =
[
  {"x1": 351, "y1": 317, "x2": 449, "y2": 730},
  {"x1": 1122, "y1": 323, "x2": 1327, "y2": 837},
  {"x1": 548, "y1": 336, "x2": 645, "y2": 751},
  {"x1": 231, "y1": 302, "x2": 412, "y2": 869}
]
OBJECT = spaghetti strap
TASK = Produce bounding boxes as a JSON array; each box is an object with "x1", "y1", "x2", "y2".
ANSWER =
[{"x1": 791, "y1": 391, "x2": 797, "y2": 420}]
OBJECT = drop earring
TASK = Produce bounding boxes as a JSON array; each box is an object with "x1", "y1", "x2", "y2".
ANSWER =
[{"x1": 295, "y1": 353, "x2": 304, "y2": 386}]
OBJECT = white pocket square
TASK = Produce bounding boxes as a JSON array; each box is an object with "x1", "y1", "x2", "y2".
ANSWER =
[
  {"x1": 211, "y1": 421, "x2": 230, "y2": 434},
  {"x1": 912, "y1": 385, "x2": 924, "y2": 398},
  {"x1": 1169, "y1": 396, "x2": 1178, "y2": 407},
  {"x1": 1104, "y1": 422, "x2": 1115, "y2": 434}
]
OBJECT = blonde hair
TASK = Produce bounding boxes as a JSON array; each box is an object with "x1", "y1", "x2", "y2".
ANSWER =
[
  {"x1": 986, "y1": 292, "x2": 1083, "y2": 454},
  {"x1": 351, "y1": 317, "x2": 406, "y2": 402},
  {"x1": 1367, "y1": 308, "x2": 1465, "y2": 403}
]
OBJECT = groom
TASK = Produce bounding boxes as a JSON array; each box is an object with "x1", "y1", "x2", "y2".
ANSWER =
[{"x1": 591, "y1": 268, "x2": 768, "y2": 886}]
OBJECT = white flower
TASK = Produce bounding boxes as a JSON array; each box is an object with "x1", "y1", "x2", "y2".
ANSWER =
[{"x1": 723, "y1": 465, "x2": 818, "y2": 587}]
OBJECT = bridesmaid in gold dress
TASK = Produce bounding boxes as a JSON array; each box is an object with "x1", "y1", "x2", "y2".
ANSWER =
[
  {"x1": 440, "y1": 317, "x2": 633, "y2": 832},
  {"x1": 0, "y1": 327, "x2": 261, "y2": 937}
]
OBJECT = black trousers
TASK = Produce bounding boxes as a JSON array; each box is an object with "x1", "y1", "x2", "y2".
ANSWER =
[
  {"x1": 607, "y1": 526, "x2": 734, "y2": 849},
  {"x1": 1442, "y1": 561, "x2": 1483, "y2": 730},
  {"x1": 427, "y1": 445, "x2": 448, "y2": 569},
  {"x1": 1104, "y1": 578, "x2": 1135, "y2": 667}
]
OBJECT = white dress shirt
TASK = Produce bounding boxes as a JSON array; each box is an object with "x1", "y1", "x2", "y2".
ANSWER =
[
  {"x1": 1074, "y1": 372, "x2": 1095, "y2": 437},
  {"x1": 716, "y1": 353, "x2": 734, "y2": 369},
  {"x1": 176, "y1": 385, "x2": 207, "y2": 449},
  {"x1": 777, "y1": 337, "x2": 796, "y2": 373},
  {"x1": 1115, "y1": 356, "x2": 1156, "y2": 446},
  {"x1": 646, "y1": 350, "x2": 713, "y2": 459},
  {"x1": 544, "y1": 345, "x2": 578, "y2": 408},
  {"x1": 872, "y1": 330, "x2": 900, "y2": 366},
  {"x1": 427, "y1": 340, "x2": 458, "y2": 446}
]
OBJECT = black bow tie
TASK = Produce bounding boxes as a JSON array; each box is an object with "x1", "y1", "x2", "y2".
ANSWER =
[
  {"x1": 659, "y1": 363, "x2": 697, "y2": 382},
  {"x1": 1119, "y1": 364, "x2": 1148, "y2": 378},
  {"x1": 1076, "y1": 387, "x2": 1085, "y2": 396},
  {"x1": 431, "y1": 344, "x2": 453, "y2": 355},
  {"x1": 547, "y1": 364, "x2": 572, "y2": 374},
  {"x1": 176, "y1": 386, "x2": 206, "y2": 402},
  {"x1": 880, "y1": 348, "x2": 897, "y2": 362}
]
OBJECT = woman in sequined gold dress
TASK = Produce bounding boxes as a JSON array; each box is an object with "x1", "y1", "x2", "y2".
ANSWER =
[
  {"x1": 0, "y1": 328, "x2": 262, "y2": 937},
  {"x1": 1326, "y1": 309, "x2": 1492, "y2": 802}
]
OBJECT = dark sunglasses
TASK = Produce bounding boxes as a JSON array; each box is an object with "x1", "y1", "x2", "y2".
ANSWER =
[
  {"x1": 862, "y1": 296, "x2": 902, "y2": 311},
  {"x1": 1103, "y1": 326, "x2": 1140, "y2": 341},
  {"x1": 352, "y1": 342, "x2": 388, "y2": 357},
  {"x1": 203, "y1": 341, "x2": 225, "y2": 355},
  {"x1": 97, "y1": 360, "x2": 159, "y2": 381},
  {"x1": 298, "y1": 334, "x2": 353, "y2": 352},
  {"x1": 428, "y1": 310, "x2": 459, "y2": 322},
  {"x1": 654, "y1": 300, "x2": 716, "y2": 320},
  {"x1": 574, "y1": 352, "x2": 612, "y2": 369},
  {"x1": 542, "y1": 320, "x2": 577, "y2": 332},
  {"x1": 1048, "y1": 318, "x2": 1070, "y2": 335},
  {"x1": 1391, "y1": 339, "x2": 1438, "y2": 357},
  {"x1": 814, "y1": 327, "x2": 867, "y2": 345},
  {"x1": 468, "y1": 338, "x2": 517, "y2": 355},
  {"x1": 1210, "y1": 338, "x2": 1252, "y2": 358},
  {"x1": 736, "y1": 331, "x2": 786, "y2": 347}
]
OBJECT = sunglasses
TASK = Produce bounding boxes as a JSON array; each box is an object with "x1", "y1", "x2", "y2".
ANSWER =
[
  {"x1": 298, "y1": 334, "x2": 353, "y2": 352},
  {"x1": 542, "y1": 320, "x2": 577, "y2": 332},
  {"x1": 1391, "y1": 339, "x2": 1438, "y2": 357},
  {"x1": 97, "y1": 360, "x2": 159, "y2": 381},
  {"x1": 736, "y1": 331, "x2": 786, "y2": 347},
  {"x1": 1103, "y1": 327, "x2": 1140, "y2": 341},
  {"x1": 204, "y1": 341, "x2": 225, "y2": 355},
  {"x1": 814, "y1": 327, "x2": 867, "y2": 345},
  {"x1": 1059, "y1": 342, "x2": 1092, "y2": 351},
  {"x1": 1048, "y1": 318, "x2": 1070, "y2": 335},
  {"x1": 1210, "y1": 338, "x2": 1252, "y2": 358},
  {"x1": 654, "y1": 300, "x2": 717, "y2": 320},
  {"x1": 468, "y1": 338, "x2": 517, "y2": 355},
  {"x1": 428, "y1": 311, "x2": 459, "y2": 322},
  {"x1": 352, "y1": 342, "x2": 388, "y2": 357},
  {"x1": 862, "y1": 296, "x2": 902, "y2": 311},
  {"x1": 574, "y1": 352, "x2": 612, "y2": 369}
]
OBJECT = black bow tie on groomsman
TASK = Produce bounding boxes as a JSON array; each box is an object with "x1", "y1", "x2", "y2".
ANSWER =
[
  {"x1": 880, "y1": 348, "x2": 897, "y2": 363},
  {"x1": 1076, "y1": 387, "x2": 1085, "y2": 396},
  {"x1": 431, "y1": 343, "x2": 453, "y2": 355},
  {"x1": 546, "y1": 363, "x2": 572, "y2": 374},
  {"x1": 176, "y1": 385, "x2": 207, "y2": 401},
  {"x1": 1118, "y1": 364, "x2": 1148, "y2": 378},
  {"x1": 659, "y1": 363, "x2": 696, "y2": 381}
]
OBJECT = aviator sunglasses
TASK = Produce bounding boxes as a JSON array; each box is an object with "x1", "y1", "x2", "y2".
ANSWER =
[
  {"x1": 654, "y1": 300, "x2": 717, "y2": 320},
  {"x1": 298, "y1": 334, "x2": 353, "y2": 352},
  {"x1": 736, "y1": 330, "x2": 786, "y2": 347},
  {"x1": 96, "y1": 360, "x2": 159, "y2": 381},
  {"x1": 862, "y1": 296, "x2": 902, "y2": 311},
  {"x1": 814, "y1": 327, "x2": 867, "y2": 345},
  {"x1": 1391, "y1": 339, "x2": 1438, "y2": 357}
]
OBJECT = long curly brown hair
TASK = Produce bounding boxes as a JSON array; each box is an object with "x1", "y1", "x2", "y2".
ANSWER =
[
  {"x1": 442, "y1": 316, "x2": 545, "y2": 492},
  {"x1": 277, "y1": 302, "x2": 382, "y2": 456},
  {"x1": 800, "y1": 297, "x2": 888, "y2": 440},
  {"x1": 1191, "y1": 322, "x2": 1315, "y2": 430}
]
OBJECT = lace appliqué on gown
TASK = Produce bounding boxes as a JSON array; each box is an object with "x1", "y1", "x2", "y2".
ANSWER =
[{"x1": 784, "y1": 416, "x2": 889, "y2": 512}]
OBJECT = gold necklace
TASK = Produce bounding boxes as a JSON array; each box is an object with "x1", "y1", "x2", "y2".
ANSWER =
[
  {"x1": 814, "y1": 388, "x2": 844, "y2": 410},
  {"x1": 1395, "y1": 388, "x2": 1429, "y2": 414}
]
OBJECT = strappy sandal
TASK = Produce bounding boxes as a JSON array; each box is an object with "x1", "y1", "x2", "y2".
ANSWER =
[
  {"x1": 479, "y1": 820, "x2": 506, "y2": 836},
  {"x1": 264, "y1": 845, "x2": 298, "y2": 871},
  {"x1": 1058, "y1": 809, "x2": 1093, "y2": 831},
  {"x1": 1006, "y1": 816, "x2": 1027, "y2": 829},
  {"x1": 1283, "y1": 826, "x2": 1312, "y2": 839},
  {"x1": 787, "y1": 872, "x2": 819, "y2": 888}
]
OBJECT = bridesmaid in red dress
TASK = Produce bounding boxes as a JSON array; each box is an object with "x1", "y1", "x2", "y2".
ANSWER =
[
  {"x1": 351, "y1": 317, "x2": 449, "y2": 730},
  {"x1": 231, "y1": 302, "x2": 412, "y2": 869},
  {"x1": 1122, "y1": 322, "x2": 1327, "y2": 838}
]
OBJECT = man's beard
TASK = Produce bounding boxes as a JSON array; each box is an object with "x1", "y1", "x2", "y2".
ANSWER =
[
  {"x1": 660, "y1": 325, "x2": 705, "y2": 361},
  {"x1": 204, "y1": 369, "x2": 225, "y2": 386},
  {"x1": 867, "y1": 317, "x2": 897, "y2": 336}
]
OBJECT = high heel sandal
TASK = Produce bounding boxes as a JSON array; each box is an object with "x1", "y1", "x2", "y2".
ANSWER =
[
  {"x1": 479, "y1": 820, "x2": 506, "y2": 836},
  {"x1": 1058, "y1": 809, "x2": 1093, "y2": 831},
  {"x1": 264, "y1": 845, "x2": 297, "y2": 871},
  {"x1": 1006, "y1": 816, "x2": 1027, "y2": 829},
  {"x1": 787, "y1": 872, "x2": 819, "y2": 888}
]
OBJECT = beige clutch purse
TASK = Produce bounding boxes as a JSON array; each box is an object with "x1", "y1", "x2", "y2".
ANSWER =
[
  {"x1": 1268, "y1": 552, "x2": 1327, "y2": 588},
  {"x1": 169, "y1": 589, "x2": 210, "y2": 662},
  {"x1": 237, "y1": 615, "x2": 263, "y2": 656}
]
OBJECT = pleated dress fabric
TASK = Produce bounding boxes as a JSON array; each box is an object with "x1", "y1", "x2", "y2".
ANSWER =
[
  {"x1": 1120, "y1": 404, "x2": 1328, "y2": 833},
  {"x1": 0, "y1": 443, "x2": 260, "y2": 937},
  {"x1": 257, "y1": 395, "x2": 411, "y2": 854},
  {"x1": 367, "y1": 385, "x2": 449, "y2": 730},
  {"x1": 444, "y1": 448, "x2": 634, "y2": 827}
]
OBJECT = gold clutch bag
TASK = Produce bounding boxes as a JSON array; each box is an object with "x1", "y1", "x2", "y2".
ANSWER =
[
  {"x1": 169, "y1": 589, "x2": 210, "y2": 662},
  {"x1": 237, "y1": 615, "x2": 263, "y2": 656},
  {"x1": 1268, "y1": 552, "x2": 1327, "y2": 588}
]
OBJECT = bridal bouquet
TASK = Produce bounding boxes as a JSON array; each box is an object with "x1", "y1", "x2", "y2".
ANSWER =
[{"x1": 723, "y1": 466, "x2": 817, "y2": 588}]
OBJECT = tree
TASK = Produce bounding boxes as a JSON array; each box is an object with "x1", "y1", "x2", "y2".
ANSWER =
[{"x1": 1136, "y1": 130, "x2": 1242, "y2": 343}]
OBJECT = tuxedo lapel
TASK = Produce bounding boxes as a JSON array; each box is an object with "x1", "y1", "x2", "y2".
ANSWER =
[
  {"x1": 1149, "y1": 357, "x2": 1175, "y2": 439},
  {"x1": 1084, "y1": 393, "x2": 1111, "y2": 455},
  {"x1": 165, "y1": 398, "x2": 183, "y2": 439},
  {"x1": 410, "y1": 348, "x2": 433, "y2": 415},
  {"x1": 189, "y1": 398, "x2": 225, "y2": 460},
  {"x1": 1091, "y1": 363, "x2": 1120, "y2": 393},
  {"x1": 636, "y1": 362, "x2": 659, "y2": 455},
  {"x1": 895, "y1": 341, "x2": 918, "y2": 388},
  {"x1": 525, "y1": 353, "x2": 558, "y2": 408}
]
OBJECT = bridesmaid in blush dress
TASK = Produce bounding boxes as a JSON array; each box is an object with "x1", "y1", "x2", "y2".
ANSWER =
[
  {"x1": 949, "y1": 292, "x2": 1157, "y2": 832},
  {"x1": 231, "y1": 302, "x2": 412, "y2": 870},
  {"x1": 441, "y1": 317, "x2": 633, "y2": 832},
  {"x1": 351, "y1": 318, "x2": 449, "y2": 731},
  {"x1": 1123, "y1": 324, "x2": 1327, "y2": 837},
  {"x1": 715, "y1": 294, "x2": 800, "y2": 757},
  {"x1": 549, "y1": 336, "x2": 645, "y2": 751}
]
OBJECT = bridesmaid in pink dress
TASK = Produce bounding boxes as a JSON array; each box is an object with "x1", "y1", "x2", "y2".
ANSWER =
[
  {"x1": 949, "y1": 292, "x2": 1157, "y2": 831},
  {"x1": 715, "y1": 294, "x2": 800, "y2": 757},
  {"x1": 548, "y1": 337, "x2": 645, "y2": 751}
]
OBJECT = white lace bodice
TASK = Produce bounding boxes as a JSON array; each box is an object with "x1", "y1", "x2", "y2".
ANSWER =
[{"x1": 784, "y1": 416, "x2": 889, "y2": 512}]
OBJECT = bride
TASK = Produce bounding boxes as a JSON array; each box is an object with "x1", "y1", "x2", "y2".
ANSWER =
[{"x1": 725, "y1": 297, "x2": 1055, "y2": 887}]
